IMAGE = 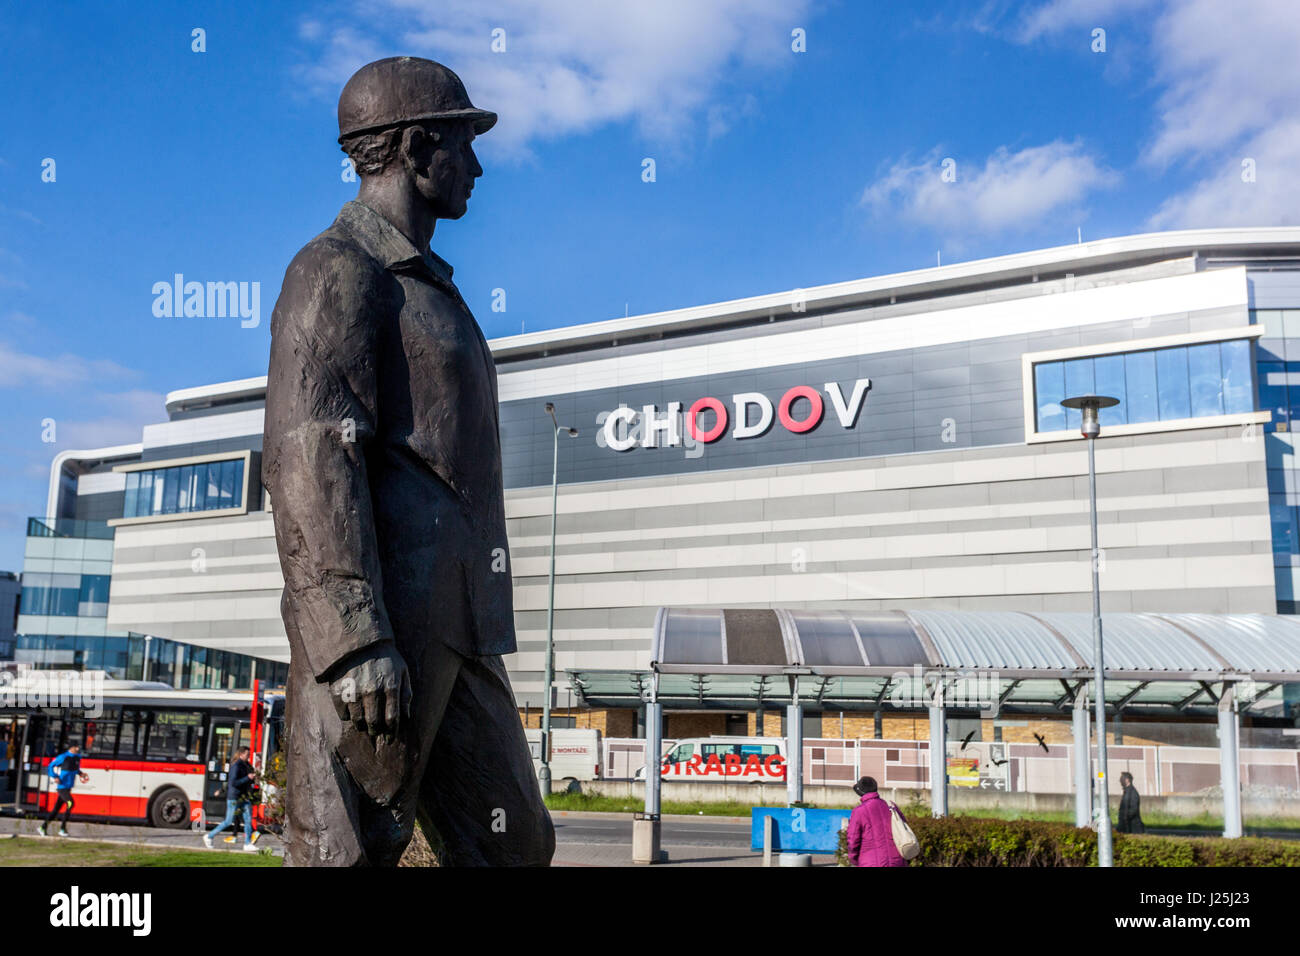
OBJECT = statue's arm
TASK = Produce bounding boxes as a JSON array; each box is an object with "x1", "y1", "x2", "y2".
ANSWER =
[{"x1": 264, "y1": 241, "x2": 396, "y2": 683}]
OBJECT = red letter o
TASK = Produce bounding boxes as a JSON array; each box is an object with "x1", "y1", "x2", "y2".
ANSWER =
[
  {"x1": 687, "y1": 396, "x2": 728, "y2": 443},
  {"x1": 778, "y1": 386, "x2": 823, "y2": 433}
]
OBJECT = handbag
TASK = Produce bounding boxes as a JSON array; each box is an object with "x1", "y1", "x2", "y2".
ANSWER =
[{"x1": 887, "y1": 800, "x2": 921, "y2": 860}]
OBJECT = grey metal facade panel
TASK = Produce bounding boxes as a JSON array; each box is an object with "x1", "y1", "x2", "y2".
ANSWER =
[
  {"x1": 73, "y1": 491, "x2": 125, "y2": 522},
  {"x1": 141, "y1": 436, "x2": 262, "y2": 463},
  {"x1": 1248, "y1": 272, "x2": 1300, "y2": 309},
  {"x1": 499, "y1": 313, "x2": 1202, "y2": 490}
]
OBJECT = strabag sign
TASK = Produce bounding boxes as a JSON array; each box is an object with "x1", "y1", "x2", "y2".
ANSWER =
[
  {"x1": 663, "y1": 753, "x2": 787, "y2": 779},
  {"x1": 600, "y1": 378, "x2": 871, "y2": 451}
]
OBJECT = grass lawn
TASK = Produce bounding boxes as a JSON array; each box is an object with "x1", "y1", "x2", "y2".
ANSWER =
[
  {"x1": 0, "y1": 837, "x2": 282, "y2": 867},
  {"x1": 543, "y1": 792, "x2": 1300, "y2": 832},
  {"x1": 940, "y1": 805, "x2": 1300, "y2": 833},
  {"x1": 544, "y1": 791, "x2": 855, "y2": 816}
]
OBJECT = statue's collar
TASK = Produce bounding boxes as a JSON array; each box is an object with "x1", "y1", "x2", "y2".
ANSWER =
[{"x1": 338, "y1": 200, "x2": 456, "y2": 284}]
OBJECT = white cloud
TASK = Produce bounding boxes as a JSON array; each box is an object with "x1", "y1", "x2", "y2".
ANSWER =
[
  {"x1": 860, "y1": 141, "x2": 1115, "y2": 235},
  {"x1": 0, "y1": 341, "x2": 137, "y2": 390},
  {"x1": 50, "y1": 389, "x2": 165, "y2": 449},
  {"x1": 1149, "y1": 120, "x2": 1300, "y2": 229},
  {"x1": 1017, "y1": 0, "x2": 1300, "y2": 228},
  {"x1": 293, "y1": 0, "x2": 812, "y2": 153},
  {"x1": 1016, "y1": 0, "x2": 1159, "y2": 43}
]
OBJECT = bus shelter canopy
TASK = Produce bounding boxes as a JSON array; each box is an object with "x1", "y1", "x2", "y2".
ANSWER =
[{"x1": 565, "y1": 608, "x2": 1300, "y2": 718}]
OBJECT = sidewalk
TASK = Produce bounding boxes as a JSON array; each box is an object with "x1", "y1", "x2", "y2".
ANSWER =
[
  {"x1": 553, "y1": 841, "x2": 836, "y2": 867},
  {"x1": 0, "y1": 815, "x2": 280, "y2": 855}
]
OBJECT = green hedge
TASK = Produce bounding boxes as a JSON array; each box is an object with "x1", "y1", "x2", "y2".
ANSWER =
[{"x1": 835, "y1": 812, "x2": 1300, "y2": 867}]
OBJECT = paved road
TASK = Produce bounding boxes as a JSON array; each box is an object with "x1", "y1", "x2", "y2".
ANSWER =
[
  {"x1": 554, "y1": 814, "x2": 751, "y2": 847},
  {"x1": 10, "y1": 811, "x2": 1283, "y2": 866},
  {"x1": 0, "y1": 811, "x2": 792, "y2": 866}
]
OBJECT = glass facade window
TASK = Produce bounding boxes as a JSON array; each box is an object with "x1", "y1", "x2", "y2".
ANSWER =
[
  {"x1": 19, "y1": 573, "x2": 110, "y2": 618},
  {"x1": 1034, "y1": 339, "x2": 1255, "y2": 433},
  {"x1": 123, "y1": 457, "x2": 244, "y2": 519},
  {"x1": 1255, "y1": 307, "x2": 1300, "y2": 616},
  {"x1": 13, "y1": 631, "x2": 287, "y2": 688}
]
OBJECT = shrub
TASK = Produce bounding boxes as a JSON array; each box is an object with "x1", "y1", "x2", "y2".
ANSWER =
[{"x1": 835, "y1": 813, "x2": 1300, "y2": 867}]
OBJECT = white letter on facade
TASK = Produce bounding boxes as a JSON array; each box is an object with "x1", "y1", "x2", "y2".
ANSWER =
[
  {"x1": 824, "y1": 378, "x2": 871, "y2": 427},
  {"x1": 732, "y1": 393, "x2": 773, "y2": 439},
  {"x1": 641, "y1": 402, "x2": 682, "y2": 448},
  {"x1": 603, "y1": 406, "x2": 639, "y2": 452}
]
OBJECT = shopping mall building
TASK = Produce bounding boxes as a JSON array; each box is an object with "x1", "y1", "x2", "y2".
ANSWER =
[{"x1": 12, "y1": 227, "x2": 1300, "y2": 751}]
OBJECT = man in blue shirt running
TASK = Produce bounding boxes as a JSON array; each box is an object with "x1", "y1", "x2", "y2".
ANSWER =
[{"x1": 37, "y1": 743, "x2": 89, "y2": 837}]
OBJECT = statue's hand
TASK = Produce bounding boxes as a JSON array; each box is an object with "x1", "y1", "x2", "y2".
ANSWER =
[{"x1": 329, "y1": 644, "x2": 412, "y2": 738}]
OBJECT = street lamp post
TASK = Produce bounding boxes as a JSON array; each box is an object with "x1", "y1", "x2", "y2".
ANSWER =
[
  {"x1": 539, "y1": 402, "x2": 578, "y2": 796},
  {"x1": 1062, "y1": 393, "x2": 1120, "y2": 868}
]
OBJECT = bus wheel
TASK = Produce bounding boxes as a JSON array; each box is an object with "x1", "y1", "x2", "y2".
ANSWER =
[{"x1": 150, "y1": 787, "x2": 191, "y2": 829}]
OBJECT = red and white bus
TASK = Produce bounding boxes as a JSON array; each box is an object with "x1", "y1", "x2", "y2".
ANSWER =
[{"x1": 0, "y1": 678, "x2": 283, "y2": 829}]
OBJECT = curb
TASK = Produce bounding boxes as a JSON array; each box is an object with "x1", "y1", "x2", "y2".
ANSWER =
[{"x1": 548, "y1": 809, "x2": 751, "y2": 824}]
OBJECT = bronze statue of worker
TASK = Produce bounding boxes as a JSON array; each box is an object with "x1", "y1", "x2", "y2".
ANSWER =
[{"x1": 263, "y1": 56, "x2": 554, "y2": 867}]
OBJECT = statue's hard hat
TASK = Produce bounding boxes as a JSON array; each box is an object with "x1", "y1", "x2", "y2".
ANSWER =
[{"x1": 337, "y1": 56, "x2": 497, "y2": 143}]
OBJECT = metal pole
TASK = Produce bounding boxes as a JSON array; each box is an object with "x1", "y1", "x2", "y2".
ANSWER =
[
  {"x1": 929, "y1": 677, "x2": 948, "y2": 817},
  {"x1": 1073, "y1": 690, "x2": 1092, "y2": 828},
  {"x1": 633, "y1": 672, "x2": 664, "y2": 865},
  {"x1": 540, "y1": 424, "x2": 561, "y2": 796},
  {"x1": 1218, "y1": 683, "x2": 1242, "y2": 838},
  {"x1": 645, "y1": 675, "x2": 662, "y2": 818},
  {"x1": 1088, "y1": 434, "x2": 1114, "y2": 866},
  {"x1": 786, "y1": 676, "x2": 803, "y2": 806}
]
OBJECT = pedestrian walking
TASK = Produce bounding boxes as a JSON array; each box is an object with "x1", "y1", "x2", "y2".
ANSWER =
[
  {"x1": 203, "y1": 746, "x2": 259, "y2": 851},
  {"x1": 1116, "y1": 771, "x2": 1145, "y2": 834},
  {"x1": 846, "y1": 776, "x2": 911, "y2": 867},
  {"x1": 37, "y1": 743, "x2": 89, "y2": 837}
]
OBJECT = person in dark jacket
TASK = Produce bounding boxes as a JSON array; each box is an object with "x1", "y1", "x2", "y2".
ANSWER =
[
  {"x1": 37, "y1": 744, "x2": 89, "y2": 836},
  {"x1": 204, "y1": 746, "x2": 259, "y2": 851},
  {"x1": 846, "y1": 776, "x2": 909, "y2": 867},
  {"x1": 1116, "y1": 771, "x2": 1145, "y2": 834}
]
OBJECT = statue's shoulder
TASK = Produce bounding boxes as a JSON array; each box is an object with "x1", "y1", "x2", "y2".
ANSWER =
[
  {"x1": 272, "y1": 215, "x2": 392, "y2": 342},
  {"x1": 283, "y1": 218, "x2": 386, "y2": 287}
]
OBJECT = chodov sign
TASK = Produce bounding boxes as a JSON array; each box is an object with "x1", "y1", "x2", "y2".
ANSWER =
[{"x1": 600, "y1": 378, "x2": 871, "y2": 451}]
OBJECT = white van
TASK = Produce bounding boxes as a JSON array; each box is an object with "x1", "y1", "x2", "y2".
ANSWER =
[
  {"x1": 635, "y1": 736, "x2": 786, "y2": 782},
  {"x1": 525, "y1": 727, "x2": 601, "y2": 785}
]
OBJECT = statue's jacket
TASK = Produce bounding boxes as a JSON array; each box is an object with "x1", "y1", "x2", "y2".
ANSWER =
[{"x1": 264, "y1": 200, "x2": 516, "y2": 682}]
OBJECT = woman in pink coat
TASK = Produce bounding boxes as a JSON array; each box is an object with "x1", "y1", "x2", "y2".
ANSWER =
[{"x1": 846, "y1": 776, "x2": 908, "y2": 867}]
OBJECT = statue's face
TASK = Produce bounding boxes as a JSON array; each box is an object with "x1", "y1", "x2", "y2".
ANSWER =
[{"x1": 409, "y1": 119, "x2": 482, "y2": 220}]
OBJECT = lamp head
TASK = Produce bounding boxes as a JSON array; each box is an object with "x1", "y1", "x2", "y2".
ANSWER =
[{"x1": 1061, "y1": 394, "x2": 1120, "y2": 439}]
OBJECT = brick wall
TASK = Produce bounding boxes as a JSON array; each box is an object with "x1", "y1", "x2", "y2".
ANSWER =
[
  {"x1": 746, "y1": 710, "x2": 786, "y2": 737},
  {"x1": 667, "y1": 712, "x2": 728, "y2": 738},
  {"x1": 516, "y1": 707, "x2": 636, "y2": 735}
]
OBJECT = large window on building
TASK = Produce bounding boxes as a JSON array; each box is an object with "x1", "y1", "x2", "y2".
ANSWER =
[
  {"x1": 19, "y1": 573, "x2": 110, "y2": 618},
  {"x1": 1034, "y1": 338, "x2": 1254, "y2": 434},
  {"x1": 121, "y1": 455, "x2": 245, "y2": 519}
]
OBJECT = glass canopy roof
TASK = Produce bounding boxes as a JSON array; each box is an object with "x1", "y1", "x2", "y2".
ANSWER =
[{"x1": 564, "y1": 607, "x2": 1300, "y2": 717}]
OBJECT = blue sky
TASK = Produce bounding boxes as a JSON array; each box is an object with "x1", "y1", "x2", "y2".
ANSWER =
[{"x1": 1, "y1": 0, "x2": 1297, "y2": 570}]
